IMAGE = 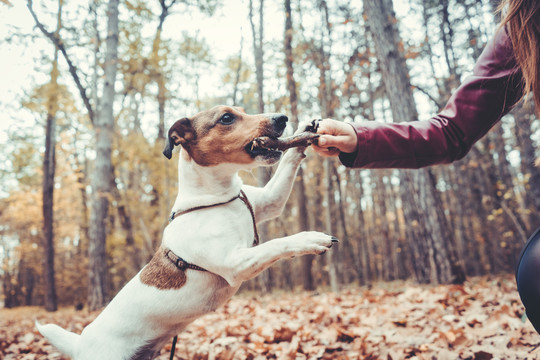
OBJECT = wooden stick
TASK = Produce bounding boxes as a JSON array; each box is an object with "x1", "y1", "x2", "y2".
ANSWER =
[{"x1": 253, "y1": 132, "x2": 320, "y2": 151}]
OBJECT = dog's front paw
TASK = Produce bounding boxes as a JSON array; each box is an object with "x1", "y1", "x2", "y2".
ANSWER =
[
  {"x1": 294, "y1": 119, "x2": 321, "y2": 136},
  {"x1": 284, "y1": 120, "x2": 319, "y2": 158},
  {"x1": 288, "y1": 231, "x2": 338, "y2": 255}
]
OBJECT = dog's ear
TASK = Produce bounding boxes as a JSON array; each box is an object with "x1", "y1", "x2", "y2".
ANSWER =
[{"x1": 163, "y1": 118, "x2": 195, "y2": 159}]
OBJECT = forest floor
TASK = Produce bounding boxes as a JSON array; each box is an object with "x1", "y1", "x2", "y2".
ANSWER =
[{"x1": 1, "y1": 275, "x2": 539, "y2": 360}]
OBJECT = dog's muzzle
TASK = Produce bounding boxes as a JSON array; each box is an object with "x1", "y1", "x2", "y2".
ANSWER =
[{"x1": 245, "y1": 113, "x2": 288, "y2": 159}]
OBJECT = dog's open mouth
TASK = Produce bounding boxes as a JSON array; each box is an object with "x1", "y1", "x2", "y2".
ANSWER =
[{"x1": 246, "y1": 132, "x2": 320, "y2": 158}]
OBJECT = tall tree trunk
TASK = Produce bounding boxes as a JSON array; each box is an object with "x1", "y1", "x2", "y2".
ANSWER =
[
  {"x1": 110, "y1": 173, "x2": 139, "y2": 271},
  {"x1": 284, "y1": 0, "x2": 315, "y2": 290},
  {"x1": 316, "y1": 0, "x2": 340, "y2": 292},
  {"x1": 43, "y1": 74, "x2": 58, "y2": 312},
  {"x1": 77, "y1": 156, "x2": 90, "y2": 255},
  {"x1": 154, "y1": 4, "x2": 168, "y2": 141},
  {"x1": 249, "y1": 0, "x2": 273, "y2": 292},
  {"x1": 364, "y1": 0, "x2": 465, "y2": 284},
  {"x1": 421, "y1": 0, "x2": 451, "y2": 105},
  {"x1": 232, "y1": 34, "x2": 244, "y2": 107},
  {"x1": 514, "y1": 102, "x2": 540, "y2": 231},
  {"x1": 440, "y1": 0, "x2": 459, "y2": 83},
  {"x1": 42, "y1": 0, "x2": 63, "y2": 313},
  {"x1": 491, "y1": 125, "x2": 528, "y2": 244},
  {"x1": 333, "y1": 165, "x2": 358, "y2": 282},
  {"x1": 364, "y1": 0, "x2": 418, "y2": 122},
  {"x1": 250, "y1": 0, "x2": 265, "y2": 114},
  {"x1": 88, "y1": 0, "x2": 119, "y2": 311}
]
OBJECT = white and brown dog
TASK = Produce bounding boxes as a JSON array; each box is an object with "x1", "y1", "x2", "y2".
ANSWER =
[{"x1": 36, "y1": 106, "x2": 336, "y2": 360}]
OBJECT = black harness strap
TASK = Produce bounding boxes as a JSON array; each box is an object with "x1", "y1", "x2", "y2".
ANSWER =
[
  {"x1": 238, "y1": 190, "x2": 259, "y2": 246},
  {"x1": 166, "y1": 190, "x2": 259, "y2": 359},
  {"x1": 169, "y1": 193, "x2": 240, "y2": 223},
  {"x1": 165, "y1": 248, "x2": 208, "y2": 272}
]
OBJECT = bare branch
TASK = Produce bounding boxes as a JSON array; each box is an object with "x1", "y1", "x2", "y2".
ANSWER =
[
  {"x1": 26, "y1": 0, "x2": 95, "y2": 125},
  {"x1": 412, "y1": 84, "x2": 444, "y2": 109}
]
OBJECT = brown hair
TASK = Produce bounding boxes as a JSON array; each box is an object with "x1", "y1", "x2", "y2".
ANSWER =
[{"x1": 498, "y1": 0, "x2": 540, "y2": 115}]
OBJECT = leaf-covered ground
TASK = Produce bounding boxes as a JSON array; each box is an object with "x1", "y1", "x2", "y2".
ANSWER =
[{"x1": 1, "y1": 275, "x2": 539, "y2": 360}]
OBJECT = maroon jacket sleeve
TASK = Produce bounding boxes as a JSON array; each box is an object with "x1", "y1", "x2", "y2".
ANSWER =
[{"x1": 339, "y1": 29, "x2": 524, "y2": 169}]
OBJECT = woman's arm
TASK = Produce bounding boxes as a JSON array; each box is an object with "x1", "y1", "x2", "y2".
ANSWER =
[{"x1": 314, "y1": 29, "x2": 523, "y2": 169}]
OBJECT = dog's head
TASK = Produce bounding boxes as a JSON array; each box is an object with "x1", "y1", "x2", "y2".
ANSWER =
[{"x1": 163, "y1": 106, "x2": 288, "y2": 167}]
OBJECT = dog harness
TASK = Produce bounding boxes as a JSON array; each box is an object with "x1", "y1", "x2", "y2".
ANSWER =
[
  {"x1": 165, "y1": 190, "x2": 258, "y2": 360},
  {"x1": 165, "y1": 190, "x2": 259, "y2": 273}
]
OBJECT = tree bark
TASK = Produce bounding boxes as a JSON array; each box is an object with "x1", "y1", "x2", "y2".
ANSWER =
[
  {"x1": 514, "y1": 102, "x2": 540, "y2": 232},
  {"x1": 250, "y1": 0, "x2": 265, "y2": 114},
  {"x1": 88, "y1": 0, "x2": 119, "y2": 311},
  {"x1": 315, "y1": 0, "x2": 340, "y2": 292},
  {"x1": 42, "y1": 0, "x2": 63, "y2": 313},
  {"x1": 284, "y1": 0, "x2": 315, "y2": 290},
  {"x1": 364, "y1": 0, "x2": 465, "y2": 284},
  {"x1": 439, "y1": 0, "x2": 459, "y2": 83},
  {"x1": 249, "y1": 0, "x2": 273, "y2": 292},
  {"x1": 153, "y1": 0, "x2": 176, "y2": 140},
  {"x1": 42, "y1": 74, "x2": 58, "y2": 312}
]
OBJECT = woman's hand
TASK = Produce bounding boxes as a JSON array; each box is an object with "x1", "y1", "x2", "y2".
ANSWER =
[{"x1": 312, "y1": 119, "x2": 357, "y2": 157}]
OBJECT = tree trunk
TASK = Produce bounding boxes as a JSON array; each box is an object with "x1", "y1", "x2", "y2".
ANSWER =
[
  {"x1": 42, "y1": 0, "x2": 63, "y2": 313},
  {"x1": 250, "y1": 0, "x2": 265, "y2": 114},
  {"x1": 364, "y1": 0, "x2": 465, "y2": 284},
  {"x1": 110, "y1": 172, "x2": 140, "y2": 271},
  {"x1": 440, "y1": 0, "x2": 459, "y2": 82},
  {"x1": 491, "y1": 124, "x2": 528, "y2": 245},
  {"x1": 284, "y1": 0, "x2": 315, "y2": 290},
  {"x1": 514, "y1": 102, "x2": 540, "y2": 231},
  {"x1": 363, "y1": 0, "x2": 418, "y2": 122},
  {"x1": 249, "y1": 0, "x2": 273, "y2": 292},
  {"x1": 43, "y1": 83, "x2": 58, "y2": 312},
  {"x1": 88, "y1": 0, "x2": 119, "y2": 311},
  {"x1": 315, "y1": 0, "x2": 341, "y2": 292},
  {"x1": 232, "y1": 34, "x2": 244, "y2": 107},
  {"x1": 153, "y1": 0, "x2": 174, "y2": 140},
  {"x1": 333, "y1": 165, "x2": 358, "y2": 283}
]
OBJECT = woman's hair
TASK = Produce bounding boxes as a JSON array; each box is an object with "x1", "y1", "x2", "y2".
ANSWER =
[{"x1": 498, "y1": 0, "x2": 540, "y2": 115}]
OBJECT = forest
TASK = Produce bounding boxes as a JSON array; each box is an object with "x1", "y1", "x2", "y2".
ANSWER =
[{"x1": 1, "y1": 0, "x2": 539, "y2": 356}]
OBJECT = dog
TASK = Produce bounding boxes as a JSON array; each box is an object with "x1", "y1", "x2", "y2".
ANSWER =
[{"x1": 36, "y1": 106, "x2": 336, "y2": 360}]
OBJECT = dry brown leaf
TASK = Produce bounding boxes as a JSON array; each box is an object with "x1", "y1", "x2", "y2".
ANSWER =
[{"x1": 1, "y1": 275, "x2": 538, "y2": 360}]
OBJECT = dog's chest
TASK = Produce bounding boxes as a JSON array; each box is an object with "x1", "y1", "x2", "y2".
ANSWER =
[
  {"x1": 142, "y1": 200, "x2": 255, "y2": 291},
  {"x1": 165, "y1": 199, "x2": 256, "y2": 250}
]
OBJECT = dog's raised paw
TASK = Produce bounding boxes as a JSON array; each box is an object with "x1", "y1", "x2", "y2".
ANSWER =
[
  {"x1": 288, "y1": 231, "x2": 337, "y2": 255},
  {"x1": 304, "y1": 119, "x2": 322, "y2": 133}
]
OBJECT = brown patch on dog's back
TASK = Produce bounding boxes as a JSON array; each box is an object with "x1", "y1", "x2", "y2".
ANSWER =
[{"x1": 140, "y1": 247, "x2": 187, "y2": 290}]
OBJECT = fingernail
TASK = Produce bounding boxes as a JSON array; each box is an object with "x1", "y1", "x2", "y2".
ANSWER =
[
  {"x1": 331, "y1": 237, "x2": 339, "y2": 243},
  {"x1": 318, "y1": 137, "x2": 326, "y2": 146}
]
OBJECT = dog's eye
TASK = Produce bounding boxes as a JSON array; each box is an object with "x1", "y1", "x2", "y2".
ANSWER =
[{"x1": 218, "y1": 113, "x2": 235, "y2": 125}]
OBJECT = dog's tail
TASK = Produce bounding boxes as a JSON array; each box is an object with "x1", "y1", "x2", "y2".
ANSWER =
[{"x1": 36, "y1": 320, "x2": 79, "y2": 357}]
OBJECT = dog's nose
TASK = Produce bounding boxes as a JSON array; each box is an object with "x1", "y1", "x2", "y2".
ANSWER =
[{"x1": 271, "y1": 114, "x2": 288, "y2": 132}]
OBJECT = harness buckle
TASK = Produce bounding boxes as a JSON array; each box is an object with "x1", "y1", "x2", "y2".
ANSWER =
[{"x1": 175, "y1": 257, "x2": 186, "y2": 270}]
